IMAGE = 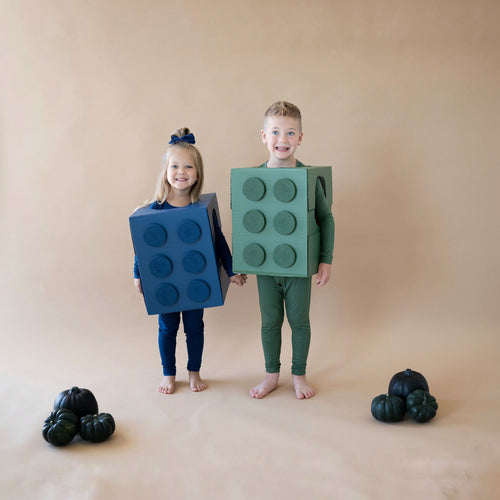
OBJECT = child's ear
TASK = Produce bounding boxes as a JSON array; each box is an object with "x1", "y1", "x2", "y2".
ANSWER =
[
  {"x1": 261, "y1": 129, "x2": 267, "y2": 143},
  {"x1": 297, "y1": 131, "x2": 303, "y2": 145}
]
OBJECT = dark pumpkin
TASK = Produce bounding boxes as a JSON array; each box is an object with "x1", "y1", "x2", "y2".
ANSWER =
[
  {"x1": 43, "y1": 409, "x2": 79, "y2": 446},
  {"x1": 406, "y1": 390, "x2": 438, "y2": 423},
  {"x1": 371, "y1": 393, "x2": 405, "y2": 423},
  {"x1": 388, "y1": 369, "x2": 429, "y2": 402},
  {"x1": 80, "y1": 413, "x2": 115, "y2": 443},
  {"x1": 54, "y1": 386, "x2": 99, "y2": 419}
]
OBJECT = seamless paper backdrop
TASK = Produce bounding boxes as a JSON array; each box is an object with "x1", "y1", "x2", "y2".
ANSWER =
[{"x1": 1, "y1": 1, "x2": 499, "y2": 499}]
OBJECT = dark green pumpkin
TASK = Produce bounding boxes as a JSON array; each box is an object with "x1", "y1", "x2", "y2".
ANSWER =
[
  {"x1": 43, "y1": 409, "x2": 79, "y2": 446},
  {"x1": 406, "y1": 390, "x2": 438, "y2": 423},
  {"x1": 371, "y1": 393, "x2": 405, "y2": 422},
  {"x1": 80, "y1": 413, "x2": 115, "y2": 443},
  {"x1": 54, "y1": 386, "x2": 99, "y2": 419},
  {"x1": 388, "y1": 369, "x2": 429, "y2": 403}
]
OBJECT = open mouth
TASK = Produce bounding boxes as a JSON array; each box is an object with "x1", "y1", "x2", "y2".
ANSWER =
[{"x1": 275, "y1": 146, "x2": 289, "y2": 152}]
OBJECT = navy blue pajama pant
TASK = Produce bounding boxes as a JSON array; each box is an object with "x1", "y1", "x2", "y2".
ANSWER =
[{"x1": 158, "y1": 309, "x2": 204, "y2": 376}]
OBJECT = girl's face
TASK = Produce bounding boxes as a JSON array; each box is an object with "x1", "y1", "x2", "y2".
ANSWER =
[{"x1": 166, "y1": 148, "x2": 198, "y2": 194}]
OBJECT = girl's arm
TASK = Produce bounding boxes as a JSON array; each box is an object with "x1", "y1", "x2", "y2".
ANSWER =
[
  {"x1": 213, "y1": 215, "x2": 247, "y2": 286},
  {"x1": 133, "y1": 256, "x2": 143, "y2": 293}
]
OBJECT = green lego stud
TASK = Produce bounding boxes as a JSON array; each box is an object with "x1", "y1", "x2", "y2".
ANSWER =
[
  {"x1": 273, "y1": 178, "x2": 297, "y2": 203},
  {"x1": 273, "y1": 210, "x2": 296, "y2": 235},
  {"x1": 273, "y1": 244, "x2": 296, "y2": 268},
  {"x1": 243, "y1": 243, "x2": 266, "y2": 267},
  {"x1": 243, "y1": 177, "x2": 266, "y2": 201},
  {"x1": 243, "y1": 209, "x2": 267, "y2": 233}
]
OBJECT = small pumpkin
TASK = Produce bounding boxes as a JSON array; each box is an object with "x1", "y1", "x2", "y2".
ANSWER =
[
  {"x1": 388, "y1": 369, "x2": 429, "y2": 402},
  {"x1": 54, "y1": 386, "x2": 99, "y2": 419},
  {"x1": 371, "y1": 393, "x2": 405, "y2": 423},
  {"x1": 80, "y1": 413, "x2": 115, "y2": 443},
  {"x1": 43, "y1": 409, "x2": 79, "y2": 446},
  {"x1": 406, "y1": 390, "x2": 438, "y2": 423}
]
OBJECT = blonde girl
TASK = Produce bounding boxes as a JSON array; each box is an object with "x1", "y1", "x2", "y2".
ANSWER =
[{"x1": 134, "y1": 128, "x2": 246, "y2": 394}]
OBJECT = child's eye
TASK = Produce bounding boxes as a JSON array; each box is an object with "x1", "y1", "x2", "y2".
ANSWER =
[
  {"x1": 271, "y1": 130, "x2": 279, "y2": 135},
  {"x1": 287, "y1": 131, "x2": 295, "y2": 136}
]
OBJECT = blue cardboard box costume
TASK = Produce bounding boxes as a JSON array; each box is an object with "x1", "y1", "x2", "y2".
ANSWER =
[{"x1": 130, "y1": 193, "x2": 230, "y2": 315}]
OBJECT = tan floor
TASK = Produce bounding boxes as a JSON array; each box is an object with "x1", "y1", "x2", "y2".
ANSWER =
[{"x1": 1, "y1": 281, "x2": 498, "y2": 500}]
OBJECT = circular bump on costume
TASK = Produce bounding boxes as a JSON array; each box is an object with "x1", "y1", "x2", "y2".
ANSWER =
[
  {"x1": 242, "y1": 177, "x2": 266, "y2": 201},
  {"x1": 273, "y1": 211, "x2": 297, "y2": 235},
  {"x1": 155, "y1": 283, "x2": 179, "y2": 306},
  {"x1": 183, "y1": 250, "x2": 207, "y2": 274},
  {"x1": 150, "y1": 255, "x2": 173, "y2": 278},
  {"x1": 243, "y1": 209, "x2": 266, "y2": 233},
  {"x1": 273, "y1": 178, "x2": 297, "y2": 203},
  {"x1": 187, "y1": 279, "x2": 211, "y2": 303},
  {"x1": 178, "y1": 219, "x2": 201, "y2": 244},
  {"x1": 243, "y1": 243, "x2": 266, "y2": 267},
  {"x1": 273, "y1": 244, "x2": 296, "y2": 268},
  {"x1": 143, "y1": 224, "x2": 167, "y2": 247}
]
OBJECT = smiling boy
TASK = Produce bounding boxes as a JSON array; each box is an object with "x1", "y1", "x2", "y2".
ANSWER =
[{"x1": 249, "y1": 101, "x2": 335, "y2": 399}]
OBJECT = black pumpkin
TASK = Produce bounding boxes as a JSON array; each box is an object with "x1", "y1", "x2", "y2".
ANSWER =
[
  {"x1": 43, "y1": 409, "x2": 79, "y2": 446},
  {"x1": 80, "y1": 413, "x2": 115, "y2": 443},
  {"x1": 54, "y1": 386, "x2": 99, "y2": 419},
  {"x1": 371, "y1": 393, "x2": 405, "y2": 423},
  {"x1": 388, "y1": 369, "x2": 429, "y2": 402},
  {"x1": 406, "y1": 390, "x2": 438, "y2": 423}
]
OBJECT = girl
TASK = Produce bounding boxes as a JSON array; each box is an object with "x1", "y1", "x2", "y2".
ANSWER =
[{"x1": 134, "y1": 128, "x2": 246, "y2": 394}]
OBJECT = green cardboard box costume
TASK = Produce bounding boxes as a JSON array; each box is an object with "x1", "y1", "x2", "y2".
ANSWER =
[{"x1": 231, "y1": 161, "x2": 335, "y2": 375}]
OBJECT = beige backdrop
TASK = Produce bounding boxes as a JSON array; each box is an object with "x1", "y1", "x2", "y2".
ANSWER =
[{"x1": 1, "y1": 1, "x2": 499, "y2": 499}]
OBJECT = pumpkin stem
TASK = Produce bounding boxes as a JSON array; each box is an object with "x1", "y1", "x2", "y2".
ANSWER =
[{"x1": 403, "y1": 369, "x2": 413, "y2": 377}]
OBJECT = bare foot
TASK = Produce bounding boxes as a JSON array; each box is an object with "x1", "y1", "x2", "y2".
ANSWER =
[
  {"x1": 189, "y1": 371, "x2": 207, "y2": 392},
  {"x1": 292, "y1": 375, "x2": 315, "y2": 399},
  {"x1": 249, "y1": 373, "x2": 279, "y2": 399},
  {"x1": 158, "y1": 375, "x2": 176, "y2": 394}
]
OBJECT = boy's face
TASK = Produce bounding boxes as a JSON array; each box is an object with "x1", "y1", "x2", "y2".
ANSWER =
[{"x1": 261, "y1": 115, "x2": 303, "y2": 165}]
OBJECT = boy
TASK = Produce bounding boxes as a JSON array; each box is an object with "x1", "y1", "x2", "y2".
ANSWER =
[{"x1": 249, "y1": 101, "x2": 335, "y2": 399}]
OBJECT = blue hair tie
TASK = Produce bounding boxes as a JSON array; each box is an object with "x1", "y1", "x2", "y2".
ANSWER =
[{"x1": 169, "y1": 133, "x2": 196, "y2": 145}]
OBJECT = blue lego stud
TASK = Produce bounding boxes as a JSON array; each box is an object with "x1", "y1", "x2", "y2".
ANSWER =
[
  {"x1": 130, "y1": 193, "x2": 230, "y2": 314},
  {"x1": 231, "y1": 166, "x2": 332, "y2": 277}
]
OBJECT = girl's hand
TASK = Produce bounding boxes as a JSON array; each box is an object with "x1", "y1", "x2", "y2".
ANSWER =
[
  {"x1": 230, "y1": 274, "x2": 247, "y2": 286},
  {"x1": 134, "y1": 278, "x2": 143, "y2": 294},
  {"x1": 315, "y1": 263, "x2": 331, "y2": 286}
]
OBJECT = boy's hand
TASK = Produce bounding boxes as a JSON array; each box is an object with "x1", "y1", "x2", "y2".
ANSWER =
[
  {"x1": 315, "y1": 263, "x2": 331, "y2": 286},
  {"x1": 134, "y1": 278, "x2": 143, "y2": 294},
  {"x1": 230, "y1": 274, "x2": 247, "y2": 286}
]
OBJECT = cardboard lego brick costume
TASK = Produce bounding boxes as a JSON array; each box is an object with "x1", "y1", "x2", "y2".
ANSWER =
[
  {"x1": 231, "y1": 166, "x2": 333, "y2": 277},
  {"x1": 130, "y1": 193, "x2": 230, "y2": 315}
]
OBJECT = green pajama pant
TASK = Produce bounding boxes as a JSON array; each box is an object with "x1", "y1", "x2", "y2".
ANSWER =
[{"x1": 256, "y1": 275, "x2": 312, "y2": 376}]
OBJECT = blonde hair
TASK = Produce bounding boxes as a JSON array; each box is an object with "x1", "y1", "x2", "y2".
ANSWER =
[
  {"x1": 136, "y1": 127, "x2": 204, "y2": 210},
  {"x1": 263, "y1": 101, "x2": 302, "y2": 131}
]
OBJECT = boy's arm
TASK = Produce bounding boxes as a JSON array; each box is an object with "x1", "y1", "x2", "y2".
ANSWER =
[{"x1": 315, "y1": 178, "x2": 335, "y2": 265}]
